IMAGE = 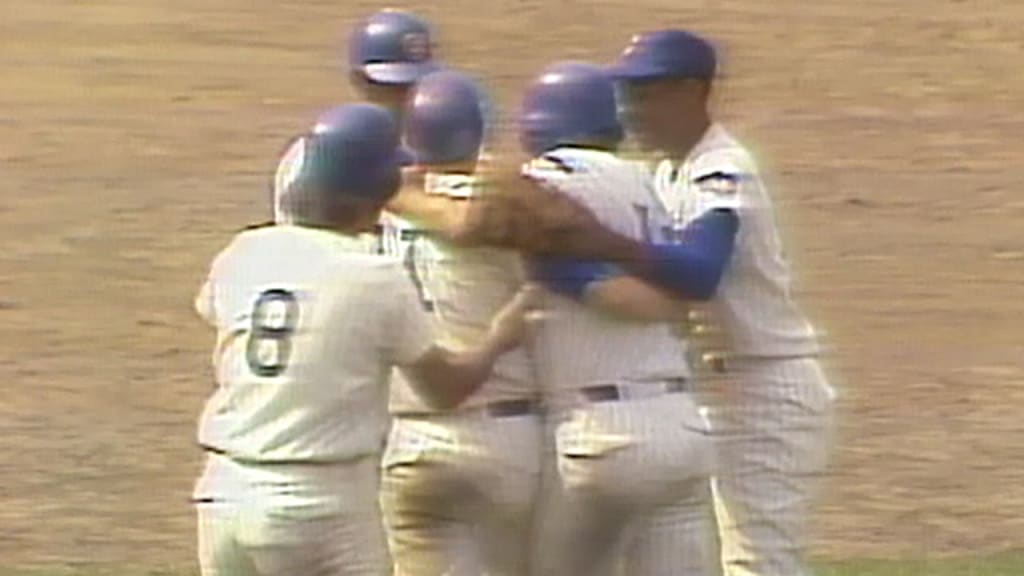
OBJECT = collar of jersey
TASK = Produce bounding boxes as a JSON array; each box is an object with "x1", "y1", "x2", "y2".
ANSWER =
[
  {"x1": 654, "y1": 122, "x2": 728, "y2": 184},
  {"x1": 424, "y1": 172, "x2": 477, "y2": 198},
  {"x1": 273, "y1": 223, "x2": 377, "y2": 253}
]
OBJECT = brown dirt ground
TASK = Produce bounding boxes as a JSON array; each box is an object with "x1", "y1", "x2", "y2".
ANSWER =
[{"x1": 2, "y1": 0, "x2": 1023, "y2": 569}]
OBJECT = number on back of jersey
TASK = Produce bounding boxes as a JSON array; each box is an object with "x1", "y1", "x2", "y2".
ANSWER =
[{"x1": 246, "y1": 289, "x2": 299, "y2": 378}]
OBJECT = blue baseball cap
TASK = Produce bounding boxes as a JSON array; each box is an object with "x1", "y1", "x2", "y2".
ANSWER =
[
  {"x1": 281, "y1": 104, "x2": 411, "y2": 205},
  {"x1": 608, "y1": 29, "x2": 717, "y2": 82},
  {"x1": 348, "y1": 10, "x2": 439, "y2": 85}
]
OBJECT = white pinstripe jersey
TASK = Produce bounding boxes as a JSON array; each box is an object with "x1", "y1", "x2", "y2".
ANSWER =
[
  {"x1": 385, "y1": 173, "x2": 537, "y2": 413},
  {"x1": 194, "y1": 225, "x2": 436, "y2": 463},
  {"x1": 522, "y1": 147, "x2": 692, "y2": 392},
  {"x1": 654, "y1": 124, "x2": 820, "y2": 358}
]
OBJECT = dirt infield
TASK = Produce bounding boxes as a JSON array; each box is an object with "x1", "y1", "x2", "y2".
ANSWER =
[{"x1": 2, "y1": 0, "x2": 1022, "y2": 569}]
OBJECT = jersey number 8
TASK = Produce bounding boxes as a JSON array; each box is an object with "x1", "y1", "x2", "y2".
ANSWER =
[{"x1": 245, "y1": 289, "x2": 299, "y2": 377}]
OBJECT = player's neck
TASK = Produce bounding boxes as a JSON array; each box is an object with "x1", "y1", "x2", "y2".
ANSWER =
[
  {"x1": 664, "y1": 116, "x2": 711, "y2": 162},
  {"x1": 428, "y1": 158, "x2": 478, "y2": 175}
]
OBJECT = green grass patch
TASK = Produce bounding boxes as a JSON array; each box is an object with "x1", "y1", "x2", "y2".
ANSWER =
[{"x1": 817, "y1": 551, "x2": 1024, "y2": 576}]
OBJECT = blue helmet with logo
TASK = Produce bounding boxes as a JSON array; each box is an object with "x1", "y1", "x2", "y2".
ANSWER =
[
  {"x1": 277, "y1": 103, "x2": 413, "y2": 217},
  {"x1": 404, "y1": 70, "x2": 487, "y2": 165},
  {"x1": 518, "y1": 62, "x2": 624, "y2": 158},
  {"x1": 348, "y1": 9, "x2": 439, "y2": 86}
]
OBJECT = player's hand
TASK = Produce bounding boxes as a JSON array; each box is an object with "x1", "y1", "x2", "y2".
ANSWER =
[
  {"x1": 460, "y1": 164, "x2": 614, "y2": 258},
  {"x1": 488, "y1": 284, "x2": 544, "y2": 353}
]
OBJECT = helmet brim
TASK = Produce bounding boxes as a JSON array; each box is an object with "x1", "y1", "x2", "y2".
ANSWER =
[
  {"x1": 361, "y1": 61, "x2": 439, "y2": 85},
  {"x1": 606, "y1": 60, "x2": 674, "y2": 82}
]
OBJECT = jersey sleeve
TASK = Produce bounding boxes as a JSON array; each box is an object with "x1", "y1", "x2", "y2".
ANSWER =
[
  {"x1": 384, "y1": 267, "x2": 438, "y2": 366},
  {"x1": 688, "y1": 148, "x2": 755, "y2": 217}
]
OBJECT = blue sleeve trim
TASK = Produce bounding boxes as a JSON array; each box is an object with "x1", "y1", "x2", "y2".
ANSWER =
[
  {"x1": 644, "y1": 208, "x2": 739, "y2": 300},
  {"x1": 526, "y1": 258, "x2": 621, "y2": 300}
]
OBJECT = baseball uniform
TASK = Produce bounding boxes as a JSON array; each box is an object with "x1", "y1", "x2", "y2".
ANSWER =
[
  {"x1": 192, "y1": 224, "x2": 439, "y2": 576},
  {"x1": 655, "y1": 124, "x2": 835, "y2": 576},
  {"x1": 524, "y1": 147, "x2": 718, "y2": 576},
  {"x1": 379, "y1": 173, "x2": 543, "y2": 576}
]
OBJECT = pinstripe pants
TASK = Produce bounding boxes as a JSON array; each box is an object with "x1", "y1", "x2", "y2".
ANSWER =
[
  {"x1": 708, "y1": 357, "x2": 835, "y2": 576},
  {"x1": 194, "y1": 454, "x2": 389, "y2": 576},
  {"x1": 533, "y1": 389, "x2": 719, "y2": 576},
  {"x1": 380, "y1": 411, "x2": 544, "y2": 576}
]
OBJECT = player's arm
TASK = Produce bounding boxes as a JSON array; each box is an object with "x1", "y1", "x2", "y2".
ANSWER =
[
  {"x1": 527, "y1": 259, "x2": 690, "y2": 322},
  {"x1": 385, "y1": 184, "x2": 471, "y2": 241},
  {"x1": 388, "y1": 276, "x2": 535, "y2": 409},
  {"x1": 585, "y1": 276, "x2": 692, "y2": 322}
]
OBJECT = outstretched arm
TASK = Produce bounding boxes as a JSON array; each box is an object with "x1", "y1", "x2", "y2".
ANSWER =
[
  {"x1": 524, "y1": 207, "x2": 739, "y2": 302},
  {"x1": 386, "y1": 184, "x2": 472, "y2": 242}
]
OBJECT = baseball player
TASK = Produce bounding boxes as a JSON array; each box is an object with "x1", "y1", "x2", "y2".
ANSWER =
[
  {"x1": 273, "y1": 8, "x2": 437, "y2": 226},
  {"x1": 346, "y1": 9, "x2": 439, "y2": 117},
  {"x1": 191, "y1": 103, "x2": 534, "y2": 576},
  {"x1": 470, "y1": 32, "x2": 835, "y2": 576},
  {"x1": 345, "y1": 8, "x2": 440, "y2": 265},
  {"x1": 373, "y1": 69, "x2": 541, "y2": 576},
  {"x1": 607, "y1": 30, "x2": 836, "y2": 576},
  {"x1": 517, "y1": 62, "x2": 718, "y2": 576}
]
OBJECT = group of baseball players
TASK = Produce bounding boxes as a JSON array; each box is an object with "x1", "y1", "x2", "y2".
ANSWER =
[{"x1": 192, "y1": 8, "x2": 836, "y2": 576}]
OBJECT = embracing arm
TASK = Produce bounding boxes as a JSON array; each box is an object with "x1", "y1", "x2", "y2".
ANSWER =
[
  {"x1": 386, "y1": 185, "x2": 472, "y2": 242},
  {"x1": 526, "y1": 258, "x2": 689, "y2": 322}
]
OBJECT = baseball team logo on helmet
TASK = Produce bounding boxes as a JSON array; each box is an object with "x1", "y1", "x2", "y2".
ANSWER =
[{"x1": 400, "y1": 31, "x2": 431, "y2": 62}]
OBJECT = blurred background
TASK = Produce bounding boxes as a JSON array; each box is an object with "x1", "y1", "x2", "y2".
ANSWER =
[{"x1": 1, "y1": 0, "x2": 1022, "y2": 572}]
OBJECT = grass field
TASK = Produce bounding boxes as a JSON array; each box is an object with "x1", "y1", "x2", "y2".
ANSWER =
[{"x1": 6, "y1": 552, "x2": 1024, "y2": 576}]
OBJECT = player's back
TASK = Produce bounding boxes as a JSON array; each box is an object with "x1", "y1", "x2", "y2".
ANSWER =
[
  {"x1": 196, "y1": 224, "x2": 412, "y2": 463},
  {"x1": 386, "y1": 173, "x2": 536, "y2": 412},
  {"x1": 524, "y1": 147, "x2": 692, "y2": 390}
]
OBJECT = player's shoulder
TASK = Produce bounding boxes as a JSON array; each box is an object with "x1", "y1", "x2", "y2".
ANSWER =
[
  {"x1": 687, "y1": 126, "x2": 762, "y2": 201},
  {"x1": 523, "y1": 146, "x2": 626, "y2": 178},
  {"x1": 689, "y1": 125, "x2": 758, "y2": 181}
]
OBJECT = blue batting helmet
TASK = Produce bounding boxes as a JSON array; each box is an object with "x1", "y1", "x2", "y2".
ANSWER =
[
  {"x1": 404, "y1": 70, "x2": 487, "y2": 165},
  {"x1": 518, "y1": 62, "x2": 624, "y2": 158},
  {"x1": 279, "y1": 103, "x2": 412, "y2": 209},
  {"x1": 348, "y1": 10, "x2": 439, "y2": 86}
]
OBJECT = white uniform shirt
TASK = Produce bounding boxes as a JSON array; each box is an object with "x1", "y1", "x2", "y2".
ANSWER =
[
  {"x1": 386, "y1": 173, "x2": 537, "y2": 413},
  {"x1": 194, "y1": 225, "x2": 436, "y2": 463},
  {"x1": 523, "y1": 147, "x2": 692, "y2": 392},
  {"x1": 654, "y1": 124, "x2": 820, "y2": 358}
]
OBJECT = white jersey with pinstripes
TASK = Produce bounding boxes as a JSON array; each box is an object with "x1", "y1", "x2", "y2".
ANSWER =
[
  {"x1": 193, "y1": 225, "x2": 436, "y2": 463},
  {"x1": 386, "y1": 173, "x2": 537, "y2": 413},
  {"x1": 522, "y1": 147, "x2": 692, "y2": 392},
  {"x1": 654, "y1": 124, "x2": 821, "y2": 358}
]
